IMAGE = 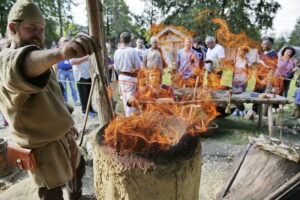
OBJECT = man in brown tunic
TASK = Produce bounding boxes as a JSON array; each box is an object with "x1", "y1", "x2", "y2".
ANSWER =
[{"x1": 0, "y1": 0, "x2": 95, "y2": 199}]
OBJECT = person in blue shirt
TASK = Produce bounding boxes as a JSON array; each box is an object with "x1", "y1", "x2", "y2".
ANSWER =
[
  {"x1": 57, "y1": 37, "x2": 80, "y2": 105},
  {"x1": 292, "y1": 76, "x2": 300, "y2": 118}
]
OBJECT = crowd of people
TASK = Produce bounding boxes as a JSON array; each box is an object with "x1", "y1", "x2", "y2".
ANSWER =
[
  {"x1": 112, "y1": 31, "x2": 300, "y2": 118},
  {"x1": 0, "y1": 1, "x2": 299, "y2": 200}
]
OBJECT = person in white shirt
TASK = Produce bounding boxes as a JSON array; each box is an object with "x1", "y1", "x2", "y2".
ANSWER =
[
  {"x1": 204, "y1": 36, "x2": 225, "y2": 88},
  {"x1": 135, "y1": 37, "x2": 146, "y2": 61},
  {"x1": 114, "y1": 32, "x2": 141, "y2": 116},
  {"x1": 70, "y1": 55, "x2": 96, "y2": 117}
]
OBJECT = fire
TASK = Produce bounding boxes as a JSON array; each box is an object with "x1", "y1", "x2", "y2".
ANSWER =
[
  {"x1": 102, "y1": 15, "x2": 283, "y2": 153},
  {"x1": 103, "y1": 68, "x2": 219, "y2": 153}
]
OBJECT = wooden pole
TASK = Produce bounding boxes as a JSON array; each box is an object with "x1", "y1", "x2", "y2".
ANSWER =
[
  {"x1": 257, "y1": 104, "x2": 263, "y2": 129},
  {"x1": 267, "y1": 104, "x2": 273, "y2": 137},
  {"x1": 86, "y1": 0, "x2": 113, "y2": 127}
]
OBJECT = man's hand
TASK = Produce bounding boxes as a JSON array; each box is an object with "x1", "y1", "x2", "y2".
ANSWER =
[{"x1": 61, "y1": 35, "x2": 96, "y2": 60}]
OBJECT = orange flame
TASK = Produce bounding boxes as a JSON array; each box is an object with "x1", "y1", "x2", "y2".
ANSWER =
[
  {"x1": 102, "y1": 15, "x2": 282, "y2": 153},
  {"x1": 103, "y1": 68, "x2": 219, "y2": 153}
]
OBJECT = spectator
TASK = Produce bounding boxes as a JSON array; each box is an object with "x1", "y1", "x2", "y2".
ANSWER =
[
  {"x1": 252, "y1": 37, "x2": 278, "y2": 113},
  {"x1": 106, "y1": 42, "x2": 118, "y2": 108},
  {"x1": 232, "y1": 46, "x2": 251, "y2": 94},
  {"x1": 192, "y1": 36, "x2": 205, "y2": 87},
  {"x1": 70, "y1": 55, "x2": 96, "y2": 117},
  {"x1": 204, "y1": 36, "x2": 225, "y2": 88},
  {"x1": 232, "y1": 46, "x2": 251, "y2": 117},
  {"x1": 193, "y1": 36, "x2": 207, "y2": 56},
  {"x1": 135, "y1": 37, "x2": 146, "y2": 61},
  {"x1": 292, "y1": 78, "x2": 300, "y2": 118},
  {"x1": 142, "y1": 36, "x2": 171, "y2": 74},
  {"x1": 114, "y1": 32, "x2": 141, "y2": 116},
  {"x1": 57, "y1": 37, "x2": 80, "y2": 105},
  {"x1": 175, "y1": 37, "x2": 200, "y2": 88},
  {"x1": 275, "y1": 46, "x2": 297, "y2": 97}
]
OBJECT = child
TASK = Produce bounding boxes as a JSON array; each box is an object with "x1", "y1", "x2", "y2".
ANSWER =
[
  {"x1": 232, "y1": 46, "x2": 251, "y2": 117},
  {"x1": 292, "y1": 76, "x2": 300, "y2": 118}
]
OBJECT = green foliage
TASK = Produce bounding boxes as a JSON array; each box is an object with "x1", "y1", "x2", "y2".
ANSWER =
[
  {"x1": 0, "y1": 1, "x2": 16, "y2": 37},
  {"x1": 273, "y1": 35, "x2": 288, "y2": 52},
  {"x1": 136, "y1": 0, "x2": 280, "y2": 42},
  {"x1": 103, "y1": 0, "x2": 133, "y2": 41},
  {"x1": 0, "y1": 0, "x2": 84, "y2": 48},
  {"x1": 289, "y1": 18, "x2": 300, "y2": 46}
]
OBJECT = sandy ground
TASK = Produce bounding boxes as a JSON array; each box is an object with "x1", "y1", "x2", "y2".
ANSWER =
[{"x1": 0, "y1": 102, "x2": 244, "y2": 200}]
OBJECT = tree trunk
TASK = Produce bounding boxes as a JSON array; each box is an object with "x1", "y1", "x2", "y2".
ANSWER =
[{"x1": 93, "y1": 128, "x2": 202, "y2": 200}]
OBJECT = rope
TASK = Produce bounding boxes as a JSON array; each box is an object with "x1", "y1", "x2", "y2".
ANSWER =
[{"x1": 58, "y1": 79, "x2": 92, "y2": 85}]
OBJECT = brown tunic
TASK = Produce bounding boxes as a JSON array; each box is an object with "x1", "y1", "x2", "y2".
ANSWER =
[{"x1": 0, "y1": 45, "x2": 79, "y2": 188}]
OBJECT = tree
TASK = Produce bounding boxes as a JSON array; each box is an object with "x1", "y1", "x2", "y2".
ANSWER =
[
  {"x1": 137, "y1": 0, "x2": 280, "y2": 41},
  {"x1": 0, "y1": 0, "x2": 82, "y2": 47},
  {"x1": 103, "y1": 0, "x2": 133, "y2": 41},
  {"x1": 289, "y1": 17, "x2": 300, "y2": 46}
]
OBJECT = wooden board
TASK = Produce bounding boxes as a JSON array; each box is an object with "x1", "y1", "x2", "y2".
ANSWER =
[{"x1": 217, "y1": 143, "x2": 300, "y2": 200}]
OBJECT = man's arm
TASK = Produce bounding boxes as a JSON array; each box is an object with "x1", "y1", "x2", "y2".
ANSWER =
[
  {"x1": 23, "y1": 35, "x2": 95, "y2": 78},
  {"x1": 70, "y1": 55, "x2": 89, "y2": 65}
]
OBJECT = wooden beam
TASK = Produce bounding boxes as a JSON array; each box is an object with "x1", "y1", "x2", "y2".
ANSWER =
[{"x1": 86, "y1": 0, "x2": 114, "y2": 127}]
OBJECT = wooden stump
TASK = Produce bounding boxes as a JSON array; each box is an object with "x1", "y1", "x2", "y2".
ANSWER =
[
  {"x1": 0, "y1": 138, "x2": 14, "y2": 177},
  {"x1": 93, "y1": 127, "x2": 202, "y2": 200},
  {"x1": 218, "y1": 142, "x2": 300, "y2": 200}
]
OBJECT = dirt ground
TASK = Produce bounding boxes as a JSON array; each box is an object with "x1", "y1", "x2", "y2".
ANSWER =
[{"x1": 0, "y1": 102, "x2": 258, "y2": 200}]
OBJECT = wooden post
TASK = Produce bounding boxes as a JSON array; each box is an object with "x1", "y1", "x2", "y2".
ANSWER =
[
  {"x1": 257, "y1": 104, "x2": 263, "y2": 129},
  {"x1": 267, "y1": 104, "x2": 273, "y2": 137},
  {"x1": 86, "y1": 0, "x2": 113, "y2": 127}
]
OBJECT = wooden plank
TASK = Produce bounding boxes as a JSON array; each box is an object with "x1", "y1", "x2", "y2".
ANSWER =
[
  {"x1": 249, "y1": 134, "x2": 300, "y2": 163},
  {"x1": 220, "y1": 144, "x2": 300, "y2": 199},
  {"x1": 264, "y1": 172, "x2": 300, "y2": 200},
  {"x1": 217, "y1": 143, "x2": 252, "y2": 199}
]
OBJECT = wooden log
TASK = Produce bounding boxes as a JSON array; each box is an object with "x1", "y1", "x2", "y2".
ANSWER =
[
  {"x1": 93, "y1": 127, "x2": 202, "y2": 200},
  {"x1": 249, "y1": 134, "x2": 300, "y2": 163},
  {"x1": 217, "y1": 142, "x2": 300, "y2": 200},
  {"x1": 138, "y1": 98, "x2": 292, "y2": 105}
]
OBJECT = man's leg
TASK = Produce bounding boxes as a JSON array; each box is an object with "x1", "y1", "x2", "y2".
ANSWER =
[
  {"x1": 67, "y1": 71, "x2": 79, "y2": 104},
  {"x1": 67, "y1": 156, "x2": 86, "y2": 200},
  {"x1": 120, "y1": 82, "x2": 136, "y2": 116},
  {"x1": 38, "y1": 186, "x2": 64, "y2": 200},
  {"x1": 58, "y1": 70, "x2": 68, "y2": 102},
  {"x1": 77, "y1": 78, "x2": 86, "y2": 113}
]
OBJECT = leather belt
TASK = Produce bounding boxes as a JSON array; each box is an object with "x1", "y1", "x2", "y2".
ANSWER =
[{"x1": 120, "y1": 71, "x2": 137, "y2": 78}]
